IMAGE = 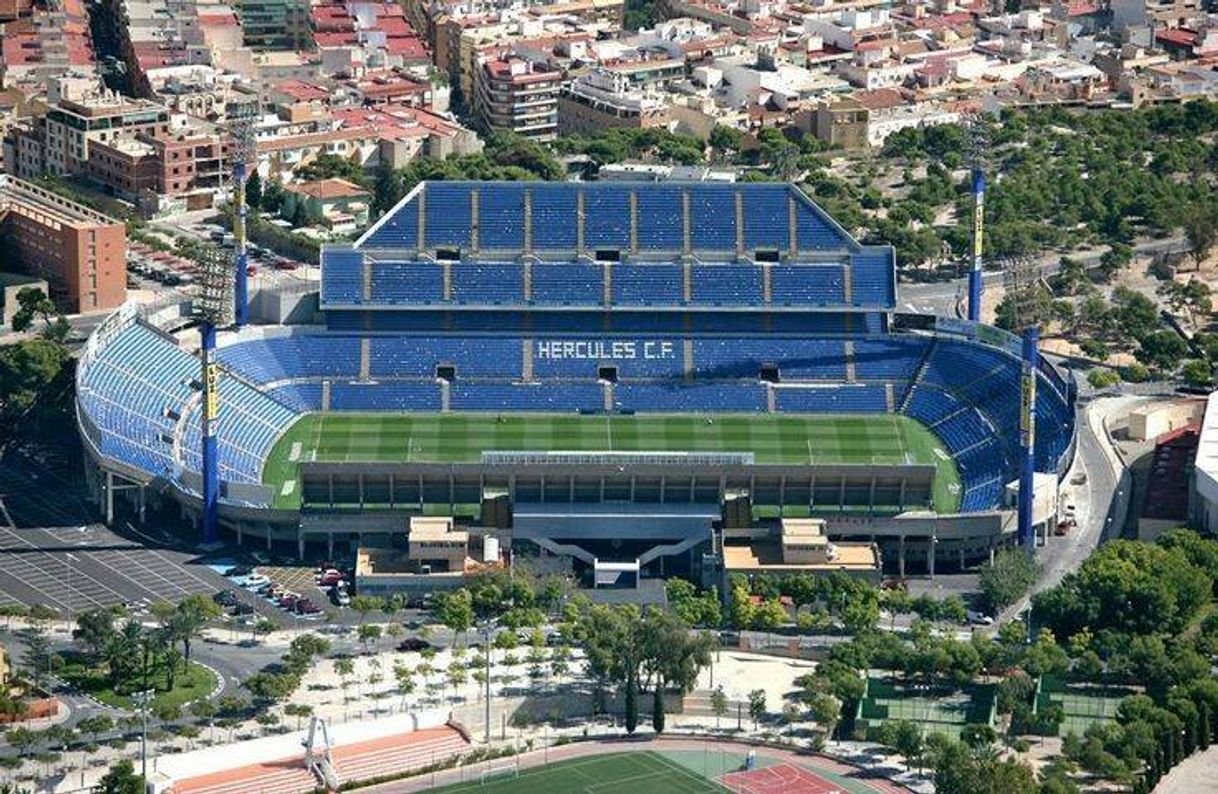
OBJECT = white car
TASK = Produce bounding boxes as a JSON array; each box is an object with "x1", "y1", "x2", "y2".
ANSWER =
[
  {"x1": 241, "y1": 573, "x2": 270, "y2": 589},
  {"x1": 967, "y1": 610, "x2": 994, "y2": 626}
]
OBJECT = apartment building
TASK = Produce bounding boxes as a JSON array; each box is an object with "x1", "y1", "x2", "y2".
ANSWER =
[
  {"x1": 474, "y1": 53, "x2": 563, "y2": 140},
  {"x1": 39, "y1": 92, "x2": 171, "y2": 176},
  {"x1": 558, "y1": 67, "x2": 671, "y2": 135},
  {"x1": 85, "y1": 123, "x2": 231, "y2": 210},
  {"x1": 0, "y1": 175, "x2": 126, "y2": 313},
  {"x1": 236, "y1": 0, "x2": 312, "y2": 51}
]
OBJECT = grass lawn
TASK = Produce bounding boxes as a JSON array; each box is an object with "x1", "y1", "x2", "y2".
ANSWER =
[
  {"x1": 425, "y1": 751, "x2": 727, "y2": 794},
  {"x1": 57, "y1": 655, "x2": 217, "y2": 711},
  {"x1": 263, "y1": 412, "x2": 960, "y2": 512}
]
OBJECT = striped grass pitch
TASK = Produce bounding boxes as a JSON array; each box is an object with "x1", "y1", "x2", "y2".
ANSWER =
[{"x1": 264, "y1": 412, "x2": 959, "y2": 512}]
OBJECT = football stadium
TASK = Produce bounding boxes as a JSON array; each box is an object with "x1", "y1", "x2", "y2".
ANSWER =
[{"x1": 75, "y1": 181, "x2": 1076, "y2": 585}]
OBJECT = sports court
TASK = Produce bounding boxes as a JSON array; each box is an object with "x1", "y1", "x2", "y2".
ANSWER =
[
  {"x1": 721, "y1": 762, "x2": 849, "y2": 794},
  {"x1": 263, "y1": 413, "x2": 959, "y2": 511},
  {"x1": 857, "y1": 677, "x2": 996, "y2": 739},
  {"x1": 1036, "y1": 677, "x2": 1130, "y2": 736}
]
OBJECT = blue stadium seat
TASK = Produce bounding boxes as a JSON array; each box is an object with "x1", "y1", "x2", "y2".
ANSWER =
[
  {"x1": 775, "y1": 386, "x2": 887, "y2": 413},
  {"x1": 616, "y1": 383, "x2": 766, "y2": 413},
  {"x1": 582, "y1": 186, "x2": 631, "y2": 251},
  {"x1": 742, "y1": 185, "x2": 790, "y2": 252},
  {"x1": 690, "y1": 264, "x2": 763, "y2": 306},
  {"x1": 771, "y1": 264, "x2": 846, "y2": 306},
  {"x1": 452, "y1": 263, "x2": 525, "y2": 305},
  {"x1": 368, "y1": 261, "x2": 444, "y2": 305},
  {"x1": 321, "y1": 249, "x2": 363, "y2": 305},
  {"x1": 477, "y1": 184, "x2": 525, "y2": 250},
  {"x1": 612, "y1": 263, "x2": 683, "y2": 306},
  {"x1": 531, "y1": 262, "x2": 603, "y2": 306},
  {"x1": 635, "y1": 186, "x2": 684, "y2": 250},
  {"x1": 424, "y1": 183, "x2": 473, "y2": 249},
  {"x1": 689, "y1": 185, "x2": 737, "y2": 252}
]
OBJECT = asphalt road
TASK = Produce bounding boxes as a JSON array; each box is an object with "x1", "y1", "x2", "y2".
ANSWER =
[{"x1": 899, "y1": 236, "x2": 1189, "y2": 317}]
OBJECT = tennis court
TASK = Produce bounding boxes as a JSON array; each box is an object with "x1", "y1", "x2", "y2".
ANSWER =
[
  {"x1": 1036, "y1": 677, "x2": 1132, "y2": 736},
  {"x1": 857, "y1": 677, "x2": 996, "y2": 739},
  {"x1": 263, "y1": 412, "x2": 959, "y2": 511}
]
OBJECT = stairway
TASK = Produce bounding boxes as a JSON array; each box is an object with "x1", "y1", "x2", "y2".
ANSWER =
[
  {"x1": 172, "y1": 758, "x2": 320, "y2": 794},
  {"x1": 333, "y1": 729, "x2": 468, "y2": 787},
  {"x1": 843, "y1": 339, "x2": 856, "y2": 382},
  {"x1": 522, "y1": 338, "x2": 534, "y2": 381},
  {"x1": 898, "y1": 339, "x2": 937, "y2": 412},
  {"x1": 321, "y1": 380, "x2": 331, "y2": 411},
  {"x1": 440, "y1": 380, "x2": 450, "y2": 412},
  {"x1": 359, "y1": 337, "x2": 370, "y2": 381},
  {"x1": 603, "y1": 381, "x2": 614, "y2": 412},
  {"x1": 885, "y1": 382, "x2": 895, "y2": 412}
]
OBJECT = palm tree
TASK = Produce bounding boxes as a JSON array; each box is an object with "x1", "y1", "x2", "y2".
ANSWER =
[
  {"x1": 393, "y1": 664, "x2": 415, "y2": 712},
  {"x1": 284, "y1": 703, "x2": 313, "y2": 731}
]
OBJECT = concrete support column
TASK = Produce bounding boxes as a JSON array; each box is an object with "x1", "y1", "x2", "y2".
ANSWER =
[
  {"x1": 898, "y1": 535, "x2": 906, "y2": 578},
  {"x1": 105, "y1": 471, "x2": 114, "y2": 525},
  {"x1": 928, "y1": 534, "x2": 937, "y2": 579},
  {"x1": 298, "y1": 534, "x2": 306, "y2": 560}
]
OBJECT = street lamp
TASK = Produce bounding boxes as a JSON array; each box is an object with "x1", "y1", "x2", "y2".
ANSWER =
[
  {"x1": 479, "y1": 620, "x2": 495, "y2": 744},
  {"x1": 133, "y1": 688, "x2": 155, "y2": 781}
]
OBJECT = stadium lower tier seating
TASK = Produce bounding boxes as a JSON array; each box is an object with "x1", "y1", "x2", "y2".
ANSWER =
[{"x1": 79, "y1": 323, "x2": 1074, "y2": 512}]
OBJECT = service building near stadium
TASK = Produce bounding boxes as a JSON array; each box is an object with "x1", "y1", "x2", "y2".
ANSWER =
[{"x1": 76, "y1": 182, "x2": 1077, "y2": 590}]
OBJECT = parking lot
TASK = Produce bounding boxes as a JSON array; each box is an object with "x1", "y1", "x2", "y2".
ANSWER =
[{"x1": 0, "y1": 522, "x2": 235, "y2": 615}]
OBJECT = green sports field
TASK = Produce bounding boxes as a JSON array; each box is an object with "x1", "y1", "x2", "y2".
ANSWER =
[
  {"x1": 263, "y1": 412, "x2": 960, "y2": 512},
  {"x1": 427, "y1": 752, "x2": 726, "y2": 794}
]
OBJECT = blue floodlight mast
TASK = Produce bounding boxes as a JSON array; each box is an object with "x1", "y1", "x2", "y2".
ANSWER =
[{"x1": 1018, "y1": 327, "x2": 1039, "y2": 553}]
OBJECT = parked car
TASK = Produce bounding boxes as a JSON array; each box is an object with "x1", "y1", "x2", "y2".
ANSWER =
[
  {"x1": 230, "y1": 602, "x2": 255, "y2": 616},
  {"x1": 967, "y1": 610, "x2": 994, "y2": 626},
  {"x1": 225, "y1": 565, "x2": 252, "y2": 578},
  {"x1": 317, "y1": 570, "x2": 344, "y2": 587},
  {"x1": 213, "y1": 590, "x2": 239, "y2": 607},
  {"x1": 397, "y1": 638, "x2": 435, "y2": 653},
  {"x1": 295, "y1": 599, "x2": 321, "y2": 615},
  {"x1": 242, "y1": 573, "x2": 270, "y2": 589},
  {"x1": 329, "y1": 587, "x2": 350, "y2": 607},
  {"x1": 278, "y1": 594, "x2": 299, "y2": 610}
]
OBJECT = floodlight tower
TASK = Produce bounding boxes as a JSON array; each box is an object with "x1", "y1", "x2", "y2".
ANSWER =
[
  {"x1": 1018, "y1": 328, "x2": 1039, "y2": 554},
  {"x1": 195, "y1": 244, "x2": 233, "y2": 544},
  {"x1": 227, "y1": 99, "x2": 258, "y2": 328},
  {"x1": 967, "y1": 118, "x2": 988, "y2": 323}
]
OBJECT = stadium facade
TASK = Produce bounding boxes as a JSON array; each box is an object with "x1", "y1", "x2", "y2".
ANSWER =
[{"x1": 76, "y1": 181, "x2": 1076, "y2": 582}]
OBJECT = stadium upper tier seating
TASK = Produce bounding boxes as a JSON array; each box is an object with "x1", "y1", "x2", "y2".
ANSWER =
[{"x1": 325, "y1": 182, "x2": 896, "y2": 311}]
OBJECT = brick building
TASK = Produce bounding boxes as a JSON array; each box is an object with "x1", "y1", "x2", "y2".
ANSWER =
[{"x1": 0, "y1": 175, "x2": 126, "y2": 313}]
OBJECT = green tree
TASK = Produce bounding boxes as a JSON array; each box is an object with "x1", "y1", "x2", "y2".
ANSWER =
[
  {"x1": 261, "y1": 176, "x2": 286, "y2": 214},
  {"x1": 349, "y1": 595, "x2": 384, "y2": 624},
  {"x1": 1183, "y1": 359, "x2": 1213, "y2": 386},
  {"x1": 244, "y1": 170, "x2": 263, "y2": 210},
  {"x1": 1136, "y1": 330, "x2": 1188, "y2": 372},
  {"x1": 710, "y1": 685, "x2": 729, "y2": 729},
  {"x1": 0, "y1": 338, "x2": 73, "y2": 434},
  {"x1": 1184, "y1": 205, "x2": 1218, "y2": 270},
  {"x1": 979, "y1": 549, "x2": 1039, "y2": 613},
  {"x1": 624, "y1": 674, "x2": 639, "y2": 734},
  {"x1": 9, "y1": 287, "x2": 59, "y2": 336},
  {"x1": 93, "y1": 759, "x2": 144, "y2": 794},
  {"x1": 434, "y1": 589, "x2": 475, "y2": 645},
  {"x1": 357, "y1": 624, "x2": 382, "y2": 652},
  {"x1": 652, "y1": 684, "x2": 665, "y2": 734},
  {"x1": 748, "y1": 689, "x2": 767, "y2": 729}
]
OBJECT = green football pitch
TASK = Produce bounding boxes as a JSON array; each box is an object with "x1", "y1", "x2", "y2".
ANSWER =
[
  {"x1": 263, "y1": 412, "x2": 960, "y2": 512},
  {"x1": 424, "y1": 751, "x2": 728, "y2": 794}
]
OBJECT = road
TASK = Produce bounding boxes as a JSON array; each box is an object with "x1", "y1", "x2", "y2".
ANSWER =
[
  {"x1": 899, "y1": 236, "x2": 1189, "y2": 317},
  {"x1": 996, "y1": 395, "x2": 1136, "y2": 629}
]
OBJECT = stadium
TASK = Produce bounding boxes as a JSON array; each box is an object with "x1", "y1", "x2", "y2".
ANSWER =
[{"x1": 75, "y1": 181, "x2": 1076, "y2": 585}]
